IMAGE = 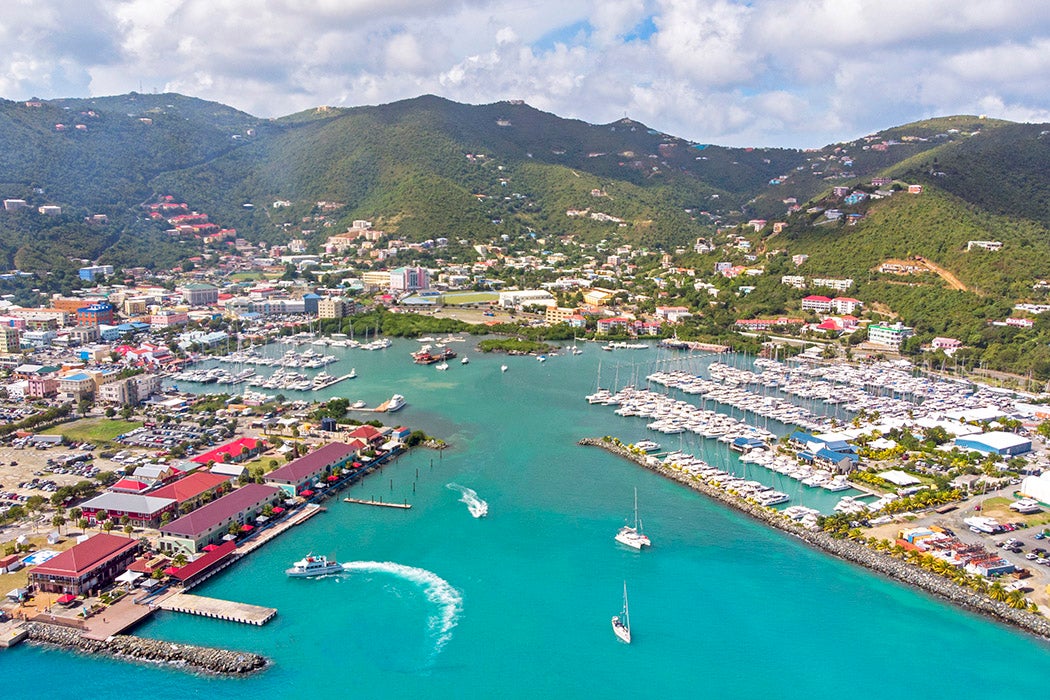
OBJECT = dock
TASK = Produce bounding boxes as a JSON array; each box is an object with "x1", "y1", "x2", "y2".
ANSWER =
[
  {"x1": 344, "y1": 496, "x2": 412, "y2": 509},
  {"x1": 157, "y1": 592, "x2": 276, "y2": 626}
]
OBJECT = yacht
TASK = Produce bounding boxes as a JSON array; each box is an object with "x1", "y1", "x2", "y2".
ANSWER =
[
  {"x1": 386, "y1": 394, "x2": 407, "y2": 412},
  {"x1": 634, "y1": 440, "x2": 661, "y2": 453},
  {"x1": 615, "y1": 488, "x2": 651, "y2": 549},
  {"x1": 461, "y1": 356, "x2": 469, "y2": 365},
  {"x1": 612, "y1": 582, "x2": 632, "y2": 644},
  {"x1": 286, "y1": 554, "x2": 344, "y2": 578},
  {"x1": 436, "y1": 361, "x2": 449, "y2": 371},
  {"x1": 351, "y1": 399, "x2": 367, "y2": 409}
]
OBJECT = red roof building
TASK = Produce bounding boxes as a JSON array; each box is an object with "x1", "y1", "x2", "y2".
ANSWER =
[
  {"x1": 150, "y1": 471, "x2": 232, "y2": 507},
  {"x1": 191, "y1": 437, "x2": 264, "y2": 464},
  {"x1": 158, "y1": 483, "x2": 281, "y2": 555},
  {"x1": 29, "y1": 534, "x2": 142, "y2": 595},
  {"x1": 264, "y1": 442, "x2": 357, "y2": 496}
]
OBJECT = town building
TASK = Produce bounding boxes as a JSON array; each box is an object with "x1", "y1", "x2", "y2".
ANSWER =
[
  {"x1": 801, "y1": 295, "x2": 833, "y2": 313},
  {"x1": 181, "y1": 283, "x2": 219, "y2": 306},
  {"x1": 498, "y1": 290, "x2": 556, "y2": 309},
  {"x1": 78, "y1": 265, "x2": 114, "y2": 282},
  {"x1": 317, "y1": 297, "x2": 351, "y2": 319},
  {"x1": 150, "y1": 471, "x2": 233, "y2": 511},
  {"x1": 390, "y1": 266, "x2": 430, "y2": 292},
  {"x1": 0, "y1": 326, "x2": 20, "y2": 353},
  {"x1": 79, "y1": 492, "x2": 178, "y2": 527},
  {"x1": 265, "y1": 442, "x2": 358, "y2": 496},
  {"x1": 29, "y1": 534, "x2": 142, "y2": 595},
  {"x1": 953, "y1": 432, "x2": 1032, "y2": 456},
  {"x1": 76, "y1": 303, "x2": 115, "y2": 326},
  {"x1": 158, "y1": 483, "x2": 282, "y2": 555},
  {"x1": 190, "y1": 437, "x2": 264, "y2": 465},
  {"x1": 867, "y1": 322, "x2": 914, "y2": 349}
]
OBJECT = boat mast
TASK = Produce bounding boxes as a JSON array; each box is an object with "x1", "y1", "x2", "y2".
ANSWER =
[{"x1": 622, "y1": 581, "x2": 630, "y2": 631}]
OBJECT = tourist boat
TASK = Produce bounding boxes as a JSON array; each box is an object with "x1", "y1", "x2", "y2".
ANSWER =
[
  {"x1": 436, "y1": 361, "x2": 449, "y2": 371},
  {"x1": 612, "y1": 582, "x2": 632, "y2": 644},
  {"x1": 461, "y1": 356, "x2": 469, "y2": 365},
  {"x1": 386, "y1": 394, "x2": 407, "y2": 412},
  {"x1": 615, "y1": 488, "x2": 651, "y2": 549},
  {"x1": 286, "y1": 554, "x2": 344, "y2": 578}
]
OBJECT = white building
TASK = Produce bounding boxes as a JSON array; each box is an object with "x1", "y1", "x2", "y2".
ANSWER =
[
  {"x1": 498, "y1": 290, "x2": 556, "y2": 309},
  {"x1": 867, "y1": 322, "x2": 913, "y2": 349}
]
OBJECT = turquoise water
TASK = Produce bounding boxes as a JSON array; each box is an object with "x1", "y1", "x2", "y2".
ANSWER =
[{"x1": 8, "y1": 341, "x2": 1050, "y2": 697}]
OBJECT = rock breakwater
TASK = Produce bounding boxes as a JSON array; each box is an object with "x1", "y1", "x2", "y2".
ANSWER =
[
  {"x1": 22, "y1": 622, "x2": 268, "y2": 675},
  {"x1": 580, "y1": 437, "x2": 1050, "y2": 641}
]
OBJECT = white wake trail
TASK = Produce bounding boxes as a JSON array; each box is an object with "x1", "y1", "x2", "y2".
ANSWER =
[
  {"x1": 340, "y1": 561, "x2": 463, "y2": 656},
  {"x1": 446, "y1": 482, "x2": 489, "y2": 518}
]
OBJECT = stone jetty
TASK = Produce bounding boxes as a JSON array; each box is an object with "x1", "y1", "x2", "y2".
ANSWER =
[
  {"x1": 22, "y1": 622, "x2": 268, "y2": 675},
  {"x1": 580, "y1": 437, "x2": 1050, "y2": 641}
]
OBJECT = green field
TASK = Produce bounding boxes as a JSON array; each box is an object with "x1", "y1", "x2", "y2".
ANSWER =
[
  {"x1": 42, "y1": 418, "x2": 144, "y2": 444},
  {"x1": 441, "y1": 291, "x2": 499, "y2": 305}
]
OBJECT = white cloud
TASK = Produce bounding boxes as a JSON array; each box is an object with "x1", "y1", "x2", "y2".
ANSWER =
[{"x1": 0, "y1": 0, "x2": 1047, "y2": 146}]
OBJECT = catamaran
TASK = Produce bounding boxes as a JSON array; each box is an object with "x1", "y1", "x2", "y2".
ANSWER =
[
  {"x1": 612, "y1": 581, "x2": 632, "y2": 643},
  {"x1": 615, "y1": 488, "x2": 651, "y2": 549}
]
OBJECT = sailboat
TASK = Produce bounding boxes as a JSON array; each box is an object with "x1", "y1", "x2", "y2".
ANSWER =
[
  {"x1": 571, "y1": 337, "x2": 583, "y2": 355},
  {"x1": 501, "y1": 364, "x2": 508, "y2": 373},
  {"x1": 614, "y1": 488, "x2": 651, "y2": 549},
  {"x1": 612, "y1": 581, "x2": 632, "y2": 644}
]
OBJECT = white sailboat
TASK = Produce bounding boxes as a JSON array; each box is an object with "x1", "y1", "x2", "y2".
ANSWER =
[
  {"x1": 501, "y1": 364, "x2": 508, "y2": 373},
  {"x1": 615, "y1": 488, "x2": 651, "y2": 549},
  {"x1": 612, "y1": 581, "x2": 632, "y2": 644}
]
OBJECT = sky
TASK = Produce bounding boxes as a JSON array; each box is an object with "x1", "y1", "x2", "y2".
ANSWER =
[{"x1": 2, "y1": 0, "x2": 1050, "y2": 148}]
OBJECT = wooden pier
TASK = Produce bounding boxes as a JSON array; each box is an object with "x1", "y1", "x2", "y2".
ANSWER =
[
  {"x1": 157, "y1": 592, "x2": 277, "y2": 626},
  {"x1": 344, "y1": 496, "x2": 412, "y2": 509}
]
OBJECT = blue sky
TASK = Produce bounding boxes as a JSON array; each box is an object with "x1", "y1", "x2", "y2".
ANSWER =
[{"x1": 2, "y1": 0, "x2": 1049, "y2": 147}]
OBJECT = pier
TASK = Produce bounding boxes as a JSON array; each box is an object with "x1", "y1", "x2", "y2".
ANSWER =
[
  {"x1": 156, "y1": 592, "x2": 277, "y2": 626},
  {"x1": 344, "y1": 496, "x2": 412, "y2": 509}
]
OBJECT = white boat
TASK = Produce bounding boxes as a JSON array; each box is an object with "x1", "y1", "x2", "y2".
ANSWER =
[
  {"x1": 386, "y1": 394, "x2": 407, "y2": 412},
  {"x1": 469, "y1": 500, "x2": 488, "y2": 518},
  {"x1": 612, "y1": 582, "x2": 632, "y2": 644},
  {"x1": 348, "y1": 368, "x2": 357, "y2": 379},
  {"x1": 461, "y1": 356, "x2": 469, "y2": 365},
  {"x1": 537, "y1": 355, "x2": 546, "y2": 362},
  {"x1": 634, "y1": 440, "x2": 661, "y2": 453},
  {"x1": 436, "y1": 362, "x2": 449, "y2": 371},
  {"x1": 286, "y1": 554, "x2": 344, "y2": 577},
  {"x1": 615, "y1": 488, "x2": 651, "y2": 549},
  {"x1": 501, "y1": 364, "x2": 508, "y2": 373},
  {"x1": 351, "y1": 399, "x2": 366, "y2": 409}
]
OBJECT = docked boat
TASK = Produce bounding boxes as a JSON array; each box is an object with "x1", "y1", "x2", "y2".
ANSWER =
[
  {"x1": 348, "y1": 368, "x2": 357, "y2": 379},
  {"x1": 286, "y1": 554, "x2": 344, "y2": 578},
  {"x1": 386, "y1": 394, "x2": 407, "y2": 412},
  {"x1": 436, "y1": 361, "x2": 449, "y2": 371},
  {"x1": 634, "y1": 440, "x2": 661, "y2": 453},
  {"x1": 412, "y1": 345, "x2": 457, "y2": 365},
  {"x1": 351, "y1": 399, "x2": 367, "y2": 409},
  {"x1": 612, "y1": 582, "x2": 632, "y2": 644},
  {"x1": 615, "y1": 488, "x2": 651, "y2": 549}
]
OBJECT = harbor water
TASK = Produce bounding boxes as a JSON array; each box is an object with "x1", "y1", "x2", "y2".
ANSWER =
[{"x1": 8, "y1": 340, "x2": 1050, "y2": 698}]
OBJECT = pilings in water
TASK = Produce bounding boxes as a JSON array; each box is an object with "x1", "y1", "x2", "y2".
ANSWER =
[{"x1": 579, "y1": 437, "x2": 1050, "y2": 642}]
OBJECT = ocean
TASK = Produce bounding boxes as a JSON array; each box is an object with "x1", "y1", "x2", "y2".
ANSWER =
[{"x1": 8, "y1": 340, "x2": 1050, "y2": 697}]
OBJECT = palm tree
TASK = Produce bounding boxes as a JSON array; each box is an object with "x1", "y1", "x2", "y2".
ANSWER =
[
  {"x1": 988, "y1": 582, "x2": 1008, "y2": 602},
  {"x1": 1007, "y1": 590, "x2": 1029, "y2": 610},
  {"x1": 51, "y1": 514, "x2": 66, "y2": 534}
]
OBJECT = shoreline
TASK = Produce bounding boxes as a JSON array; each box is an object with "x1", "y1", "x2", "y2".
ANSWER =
[{"x1": 580, "y1": 437, "x2": 1050, "y2": 643}]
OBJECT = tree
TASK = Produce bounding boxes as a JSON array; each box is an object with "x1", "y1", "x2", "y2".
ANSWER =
[
  {"x1": 104, "y1": 407, "x2": 116, "y2": 418},
  {"x1": 78, "y1": 398, "x2": 93, "y2": 417},
  {"x1": 123, "y1": 524, "x2": 134, "y2": 535},
  {"x1": 102, "y1": 520, "x2": 114, "y2": 533},
  {"x1": 52, "y1": 514, "x2": 66, "y2": 533},
  {"x1": 77, "y1": 517, "x2": 89, "y2": 530}
]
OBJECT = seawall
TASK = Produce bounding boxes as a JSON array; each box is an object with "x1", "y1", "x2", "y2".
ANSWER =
[
  {"x1": 580, "y1": 437, "x2": 1050, "y2": 641},
  {"x1": 22, "y1": 622, "x2": 268, "y2": 675}
]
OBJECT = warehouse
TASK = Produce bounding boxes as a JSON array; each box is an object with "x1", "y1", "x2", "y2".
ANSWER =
[{"x1": 952, "y1": 431, "x2": 1032, "y2": 456}]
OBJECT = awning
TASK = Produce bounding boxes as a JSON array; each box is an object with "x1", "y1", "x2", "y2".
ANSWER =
[
  {"x1": 240, "y1": 524, "x2": 254, "y2": 532},
  {"x1": 326, "y1": 475, "x2": 339, "y2": 482},
  {"x1": 352, "y1": 462, "x2": 362, "y2": 468},
  {"x1": 272, "y1": 507, "x2": 285, "y2": 514},
  {"x1": 300, "y1": 490, "x2": 315, "y2": 497},
  {"x1": 164, "y1": 566, "x2": 180, "y2": 575},
  {"x1": 202, "y1": 544, "x2": 219, "y2": 552}
]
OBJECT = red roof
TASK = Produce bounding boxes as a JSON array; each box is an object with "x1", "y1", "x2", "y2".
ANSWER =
[
  {"x1": 111, "y1": 478, "x2": 150, "y2": 493},
  {"x1": 802, "y1": 295, "x2": 832, "y2": 302},
  {"x1": 265, "y1": 442, "x2": 356, "y2": 483},
  {"x1": 171, "y1": 541, "x2": 237, "y2": 582},
  {"x1": 191, "y1": 437, "x2": 263, "y2": 464},
  {"x1": 150, "y1": 471, "x2": 231, "y2": 504},
  {"x1": 347, "y1": 425, "x2": 382, "y2": 441},
  {"x1": 29, "y1": 534, "x2": 139, "y2": 578}
]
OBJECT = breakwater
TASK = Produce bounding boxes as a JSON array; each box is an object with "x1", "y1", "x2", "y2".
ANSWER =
[
  {"x1": 580, "y1": 437, "x2": 1050, "y2": 642},
  {"x1": 22, "y1": 622, "x2": 268, "y2": 675}
]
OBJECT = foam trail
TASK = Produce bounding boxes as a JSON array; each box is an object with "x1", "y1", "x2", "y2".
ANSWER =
[
  {"x1": 446, "y1": 482, "x2": 489, "y2": 518},
  {"x1": 340, "y1": 561, "x2": 463, "y2": 656}
]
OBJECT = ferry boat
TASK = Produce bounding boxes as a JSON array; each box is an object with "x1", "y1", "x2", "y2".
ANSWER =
[
  {"x1": 286, "y1": 554, "x2": 344, "y2": 578},
  {"x1": 386, "y1": 394, "x2": 407, "y2": 412},
  {"x1": 612, "y1": 582, "x2": 632, "y2": 644},
  {"x1": 615, "y1": 488, "x2": 651, "y2": 549}
]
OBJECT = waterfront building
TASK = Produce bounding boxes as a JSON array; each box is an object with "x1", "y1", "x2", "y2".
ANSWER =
[
  {"x1": 150, "y1": 471, "x2": 233, "y2": 511},
  {"x1": 29, "y1": 533, "x2": 142, "y2": 595},
  {"x1": 867, "y1": 322, "x2": 914, "y2": 349},
  {"x1": 264, "y1": 442, "x2": 357, "y2": 497},
  {"x1": 158, "y1": 483, "x2": 282, "y2": 555},
  {"x1": 317, "y1": 297, "x2": 351, "y2": 319}
]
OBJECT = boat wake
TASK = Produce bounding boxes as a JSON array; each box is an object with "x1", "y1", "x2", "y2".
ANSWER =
[
  {"x1": 446, "y1": 482, "x2": 488, "y2": 518},
  {"x1": 340, "y1": 561, "x2": 463, "y2": 657}
]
